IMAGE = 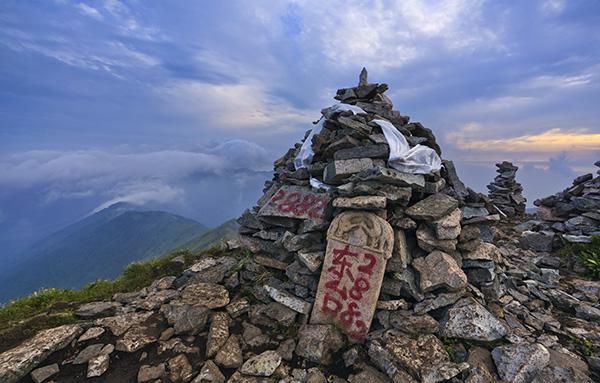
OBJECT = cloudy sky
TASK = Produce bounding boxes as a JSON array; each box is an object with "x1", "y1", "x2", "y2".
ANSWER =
[{"x1": 1, "y1": 0, "x2": 599, "y2": 261}]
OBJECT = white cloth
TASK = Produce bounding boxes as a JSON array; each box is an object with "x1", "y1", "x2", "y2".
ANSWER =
[
  {"x1": 293, "y1": 104, "x2": 441, "y2": 189},
  {"x1": 372, "y1": 119, "x2": 442, "y2": 174}
]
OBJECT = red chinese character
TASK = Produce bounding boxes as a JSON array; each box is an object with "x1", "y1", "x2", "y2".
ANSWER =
[
  {"x1": 321, "y1": 292, "x2": 342, "y2": 318},
  {"x1": 357, "y1": 253, "x2": 377, "y2": 276}
]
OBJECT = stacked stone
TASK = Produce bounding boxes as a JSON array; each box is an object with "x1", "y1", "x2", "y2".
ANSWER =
[
  {"x1": 522, "y1": 162, "x2": 600, "y2": 247},
  {"x1": 487, "y1": 161, "x2": 526, "y2": 217},
  {"x1": 236, "y1": 69, "x2": 507, "y2": 381}
]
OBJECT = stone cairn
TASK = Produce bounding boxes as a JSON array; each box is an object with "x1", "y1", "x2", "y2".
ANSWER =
[
  {"x1": 487, "y1": 161, "x2": 526, "y2": 218},
  {"x1": 238, "y1": 69, "x2": 506, "y2": 381},
  {"x1": 2, "y1": 71, "x2": 599, "y2": 383},
  {"x1": 518, "y1": 161, "x2": 600, "y2": 252}
]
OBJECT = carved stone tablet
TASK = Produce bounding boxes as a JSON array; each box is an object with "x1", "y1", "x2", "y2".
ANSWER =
[
  {"x1": 258, "y1": 185, "x2": 329, "y2": 221},
  {"x1": 311, "y1": 211, "x2": 394, "y2": 340}
]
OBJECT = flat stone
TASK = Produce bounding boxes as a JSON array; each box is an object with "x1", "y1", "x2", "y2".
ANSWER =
[
  {"x1": 413, "y1": 291, "x2": 464, "y2": 314},
  {"x1": 160, "y1": 304, "x2": 210, "y2": 334},
  {"x1": 87, "y1": 354, "x2": 109, "y2": 378},
  {"x1": 416, "y1": 225, "x2": 457, "y2": 253},
  {"x1": 311, "y1": 211, "x2": 394, "y2": 340},
  {"x1": 73, "y1": 343, "x2": 104, "y2": 364},
  {"x1": 386, "y1": 230, "x2": 411, "y2": 272},
  {"x1": 206, "y1": 312, "x2": 230, "y2": 358},
  {"x1": 0, "y1": 324, "x2": 82, "y2": 383},
  {"x1": 215, "y1": 335, "x2": 243, "y2": 369},
  {"x1": 519, "y1": 231, "x2": 555, "y2": 252},
  {"x1": 443, "y1": 160, "x2": 469, "y2": 202},
  {"x1": 138, "y1": 364, "x2": 166, "y2": 383},
  {"x1": 254, "y1": 255, "x2": 289, "y2": 270},
  {"x1": 240, "y1": 350, "x2": 282, "y2": 377},
  {"x1": 430, "y1": 208, "x2": 462, "y2": 240},
  {"x1": 78, "y1": 326, "x2": 105, "y2": 342},
  {"x1": 352, "y1": 166, "x2": 425, "y2": 189},
  {"x1": 95, "y1": 311, "x2": 153, "y2": 336},
  {"x1": 532, "y1": 366, "x2": 594, "y2": 383},
  {"x1": 30, "y1": 364, "x2": 59, "y2": 383},
  {"x1": 492, "y1": 343, "x2": 550, "y2": 383},
  {"x1": 412, "y1": 251, "x2": 467, "y2": 293},
  {"x1": 115, "y1": 325, "x2": 157, "y2": 353},
  {"x1": 389, "y1": 312, "x2": 440, "y2": 335},
  {"x1": 226, "y1": 298, "x2": 250, "y2": 318},
  {"x1": 180, "y1": 282, "x2": 229, "y2": 308},
  {"x1": 462, "y1": 214, "x2": 500, "y2": 225},
  {"x1": 297, "y1": 251, "x2": 324, "y2": 272},
  {"x1": 406, "y1": 193, "x2": 459, "y2": 221},
  {"x1": 376, "y1": 299, "x2": 409, "y2": 310},
  {"x1": 167, "y1": 354, "x2": 193, "y2": 383},
  {"x1": 333, "y1": 196, "x2": 387, "y2": 210},
  {"x1": 296, "y1": 325, "x2": 344, "y2": 365},
  {"x1": 334, "y1": 144, "x2": 389, "y2": 160},
  {"x1": 440, "y1": 298, "x2": 507, "y2": 341},
  {"x1": 464, "y1": 242, "x2": 500, "y2": 262},
  {"x1": 258, "y1": 185, "x2": 329, "y2": 220},
  {"x1": 263, "y1": 285, "x2": 311, "y2": 314},
  {"x1": 75, "y1": 301, "x2": 121, "y2": 318},
  {"x1": 323, "y1": 158, "x2": 374, "y2": 184},
  {"x1": 461, "y1": 206, "x2": 490, "y2": 219},
  {"x1": 575, "y1": 304, "x2": 600, "y2": 321},
  {"x1": 193, "y1": 360, "x2": 225, "y2": 383}
]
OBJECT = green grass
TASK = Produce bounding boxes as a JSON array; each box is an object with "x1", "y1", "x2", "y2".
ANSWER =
[
  {"x1": 0, "y1": 245, "x2": 245, "y2": 341},
  {"x1": 569, "y1": 336, "x2": 596, "y2": 356},
  {"x1": 561, "y1": 235, "x2": 600, "y2": 280}
]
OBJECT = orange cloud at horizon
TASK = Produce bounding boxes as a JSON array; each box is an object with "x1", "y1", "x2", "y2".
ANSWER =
[{"x1": 449, "y1": 128, "x2": 600, "y2": 152}]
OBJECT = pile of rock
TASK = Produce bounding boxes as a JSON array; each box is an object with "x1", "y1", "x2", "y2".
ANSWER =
[
  {"x1": 534, "y1": 161, "x2": 600, "y2": 242},
  {"x1": 237, "y1": 69, "x2": 508, "y2": 380},
  {"x1": 516, "y1": 162, "x2": 600, "y2": 252},
  {"x1": 487, "y1": 161, "x2": 526, "y2": 218},
  {"x1": 2, "y1": 70, "x2": 598, "y2": 383}
]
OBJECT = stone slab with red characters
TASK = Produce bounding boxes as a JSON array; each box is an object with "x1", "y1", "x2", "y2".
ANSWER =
[
  {"x1": 310, "y1": 211, "x2": 394, "y2": 341},
  {"x1": 258, "y1": 185, "x2": 330, "y2": 221}
]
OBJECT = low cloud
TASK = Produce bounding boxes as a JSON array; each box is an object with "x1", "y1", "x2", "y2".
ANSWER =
[{"x1": 0, "y1": 140, "x2": 272, "y2": 212}]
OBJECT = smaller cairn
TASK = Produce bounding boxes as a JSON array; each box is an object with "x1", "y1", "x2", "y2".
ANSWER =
[{"x1": 487, "y1": 161, "x2": 526, "y2": 218}]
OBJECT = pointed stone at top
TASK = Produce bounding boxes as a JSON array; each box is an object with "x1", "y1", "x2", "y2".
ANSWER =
[{"x1": 359, "y1": 67, "x2": 368, "y2": 86}]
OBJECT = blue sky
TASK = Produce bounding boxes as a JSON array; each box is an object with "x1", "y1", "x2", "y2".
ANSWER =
[{"x1": 1, "y1": 0, "x2": 599, "y2": 261}]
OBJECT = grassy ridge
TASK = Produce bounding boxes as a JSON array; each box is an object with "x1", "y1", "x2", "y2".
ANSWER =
[{"x1": 0, "y1": 245, "x2": 244, "y2": 350}]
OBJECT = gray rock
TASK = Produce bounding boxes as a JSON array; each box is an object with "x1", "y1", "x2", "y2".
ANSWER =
[
  {"x1": 296, "y1": 251, "x2": 324, "y2": 272},
  {"x1": 73, "y1": 343, "x2": 104, "y2": 364},
  {"x1": 389, "y1": 312, "x2": 440, "y2": 335},
  {"x1": 575, "y1": 304, "x2": 600, "y2": 321},
  {"x1": 167, "y1": 354, "x2": 193, "y2": 383},
  {"x1": 323, "y1": 158, "x2": 374, "y2": 184},
  {"x1": 78, "y1": 326, "x2": 105, "y2": 343},
  {"x1": 75, "y1": 301, "x2": 121, "y2": 318},
  {"x1": 138, "y1": 364, "x2": 166, "y2": 383},
  {"x1": 192, "y1": 360, "x2": 225, "y2": 383},
  {"x1": 430, "y1": 208, "x2": 462, "y2": 240},
  {"x1": 296, "y1": 325, "x2": 344, "y2": 365},
  {"x1": 412, "y1": 250, "x2": 467, "y2": 293},
  {"x1": 115, "y1": 324, "x2": 157, "y2": 353},
  {"x1": 263, "y1": 284, "x2": 311, "y2": 314},
  {"x1": 161, "y1": 304, "x2": 210, "y2": 334},
  {"x1": 333, "y1": 195, "x2": 387, "y2": 210},
  {"x1": 406, "y1": 193, "x2": 459, "y2": 221},
  {"x1": 519, "y1": 231, "x2": 555, "y2": 252},
  {"x1": 440, "y1": 298, "x2": 507, "y2": 341},
  {"x1": 334, "y1": 144, "x2": 389, "y2": 160},
  {"x1": 180, "y1": 282, "x2": 230, "y2": 308},
  {"x1": 95, "y1": 311, "x2": 153, "y2": 336},
  {"x1": 240, "y1": 350, "x2": 282, "y2": 377},
  {"x1": 206, "y1": 312, "x2": 230, "y2": 358},
  {"x1": 87, "y1": 354, "x2": 110, "y2": 378},
  {"x1": 30, "y1": 364, "x2": 59, "y2": 383},
  {"x1": 215, "y1": 335, "x2": 243, "y2": 369},
  {"x1": 416, "y1": 225, "x2": 457, "y2": 253},
  {"x1": 351, "y1": 166, "x2": 425, "y2": 189},
  {"x1": 532, "y1": 366, "x2": 593, "y2": 383},
  {"x1": 0, "y1": 324, "x2": 82, "y2": 383},
  {"x1": 492, "y1": 343, "x2": 550, "y2": 383}
]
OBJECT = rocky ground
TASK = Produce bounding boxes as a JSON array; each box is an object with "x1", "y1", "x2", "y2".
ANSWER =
[
  {"x1": 1, "y1": 70, "x2": 599, "y2": 383},
  {"x1": 0, "y1": 219, "x2": 599, "y2": 383}
]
